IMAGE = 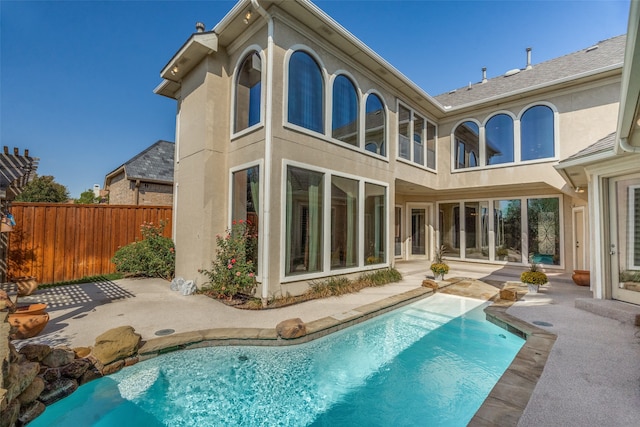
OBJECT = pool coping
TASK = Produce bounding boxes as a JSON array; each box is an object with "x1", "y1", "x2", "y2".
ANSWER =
[{"x1": 136, "y1": 281, "x2": 554, "y2": 427}]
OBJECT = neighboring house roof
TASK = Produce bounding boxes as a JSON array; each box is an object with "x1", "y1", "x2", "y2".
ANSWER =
[
  {"x1": 434, "y1": 35, "x2": 626, "y2": 109},
  {"x1": 105, "y1": 140, "x2": 175, "y2": 185}
]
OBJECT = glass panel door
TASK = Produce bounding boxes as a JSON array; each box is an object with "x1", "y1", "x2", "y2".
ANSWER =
[
  {"x1": 411, "y1": 208, "x2": 426, "y2": 256},
  {"x1": 611, "y1": 175, "x2": 640, "y2": 304},
  {"x1": 395, "y1": 206, "x2": 402, "y2": 257}
]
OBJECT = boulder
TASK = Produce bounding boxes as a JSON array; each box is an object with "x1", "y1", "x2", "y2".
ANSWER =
[
  {"x1": 92, "y1": 326, "x2": 141, "y2": 365},
  {"x1": 17, "y1": 376, "x2": 45, "y2": 405},
  {"x1": 0, "y1": 398, "x2": 19, "y2": 427},
  {"x1": 19, "y1": 344, "x2": 52, "y2": 362},
  {"x1": 18, "y1": 401, "x2": 45, "y2": 425},
  {"x1": 6, "y1": 362, "x2": 39, "y2": 402},
  {"x1": 421, "y1": 279, "x2": 439, "y2": 290},
  {"x1": 38, "y1": 378, "x2": 78, "y2": 406},
  {"x1": 41, "y1": 347, "x2": 75, "y2": 368},
  {"x1": 73, "y1": 346, "x2": 92, "y2": 358},
  {"x1": 61, "y1": 359, "x2": 91, "y2": 379},
  {"x1": 40, "y1": 367, "x2": 60, "y2": 383},
  {"x1": 101, "y1": 359, "x2": 125, "y2": 376},
  {"x1": 276, "y1": 318, "x2": 307, "y2": 339},
  {"x1": 499, "y1": 288, "x2": 518, "y2": 301}
]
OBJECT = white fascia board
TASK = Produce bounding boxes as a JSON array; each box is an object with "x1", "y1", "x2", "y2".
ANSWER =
[
  {"x1": 160, "y1": 32, "x2": 219, "y2": 81},
  {"x1": 615, "y1": 1, "x2": 640, "y2": 149}
]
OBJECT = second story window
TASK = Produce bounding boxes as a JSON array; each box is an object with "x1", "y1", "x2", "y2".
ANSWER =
[
  {"x1": 332, "y1": 75, "x2": 359, "y2": 146},
  {"x1": 234, "y1": 52, "x2": 262, "y2": 133},
  {"x1": 521, "y1": 105, "x2": 554, "y2": 161},
  {"x1": 364, "y1": 93, "x2": 386, "y2": 156},
  {"x1": 288, "y1": 51, "x2": 324, "y2": 133},
  {"x1": 397, "y1": 103, "x2": 436, "y2": 169},
  {"x1": 453, "y1": 121, "x2": 480, "y2": 169},
  {"x1": 485, "y1": 114, "x2": 514, "y2": 165}
]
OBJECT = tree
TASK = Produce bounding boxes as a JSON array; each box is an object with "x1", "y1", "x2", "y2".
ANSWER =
[
  {"x1": 15, "y1": 175, "x2": 69, "y2": 203},
  {"x1": 75, "y1": 189, "x2": 98, "y2": 204}
]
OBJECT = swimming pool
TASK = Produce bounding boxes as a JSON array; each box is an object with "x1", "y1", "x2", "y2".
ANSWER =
[{"x1": 32, "y1": 294, "x2": 524, "y2": 426}]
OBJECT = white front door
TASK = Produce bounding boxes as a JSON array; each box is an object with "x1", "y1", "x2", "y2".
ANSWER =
[
  {"x1": 406, "y1": 203, "x2": 431, "y2": 259},
  {"x1": 572, "y1": 207, "x2": 587, "y2": 270},
  {"x1": 609, "y1": 174, "x2": 640, "y2": 305}
]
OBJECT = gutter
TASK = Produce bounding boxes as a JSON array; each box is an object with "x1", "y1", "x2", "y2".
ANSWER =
[
  {"x1": 619, "y1": 137, "x2": 640, "y2": 153},
  {"x1": 252, "y1": 0, "x2": 273, "y2": 305}
]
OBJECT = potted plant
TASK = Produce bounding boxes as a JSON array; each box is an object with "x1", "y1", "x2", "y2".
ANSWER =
[
  {"x1": 430, "y1": 245, "x2": 449, "y2": 280},
  {"x1": 520, "y1": 263, "x2": 548, "y2": 293}
]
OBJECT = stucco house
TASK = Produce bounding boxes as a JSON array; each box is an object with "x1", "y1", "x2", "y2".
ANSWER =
[
  {"x1": 104, "y1": 140, "x2": 175, "y2": 206},
  {"x1": 155, "y1": 0, "x2": 638, "y2": 305}
]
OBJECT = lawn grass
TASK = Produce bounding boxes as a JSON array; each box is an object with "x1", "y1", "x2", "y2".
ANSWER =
[{"x1": 37, "y1": 273, "x2": 124, "y2": 289}]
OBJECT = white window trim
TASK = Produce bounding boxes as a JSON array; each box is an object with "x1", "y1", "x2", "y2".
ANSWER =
[
  {"x1": 450, "y1": 118, "x2": 482, "y2": 173},
  {"x1": 228, "y1": 159, "x2": 265, "y2": 280},
  {"x1": 363, "y1": 89, "x2": 389, "y2": 158},
  {"x1": 482, "y1": 110, "x2": 517, "y2": 167},
  {"x1": 328, "y1": 70, "x2": 362, "y2": 148},
  {"x1": 517, "y1": 102, "x2": 560, "y2": 163},
  {"x1": 230, "y1": 45, "x2": 266, "y2": 140},
  {"x1": 279, "y1": 159, "x2": 390, "y2": 283},
  {"x1": 628, "y1": 185, "x2": 640, "y2": 270},
  {"x1": 396, "y1": 100, "x2": 437, "y2": 171}
]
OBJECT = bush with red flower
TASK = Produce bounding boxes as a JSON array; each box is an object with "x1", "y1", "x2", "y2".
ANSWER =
[{"x1": 200, "y1": 220, "x2": 257, "y2": 299}]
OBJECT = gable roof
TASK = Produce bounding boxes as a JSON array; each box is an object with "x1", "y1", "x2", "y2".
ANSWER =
[
  {"x1": 106, "y1": 140, "x2": 175, "y2": 184},
  {"x1": 434, "y1": 35, "x2": 626, "y2": 109}
]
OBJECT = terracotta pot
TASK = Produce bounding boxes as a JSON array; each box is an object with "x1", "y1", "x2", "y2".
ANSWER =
[
  {"x1": 8, "y1": 312, "x2": 50, "y2": 339},
  {"x1": 572, "y1": 270, "x2": 590, "y2": 287},
  {"x1": 14, "y1": 303, "x2": 48, "y2": 315}
]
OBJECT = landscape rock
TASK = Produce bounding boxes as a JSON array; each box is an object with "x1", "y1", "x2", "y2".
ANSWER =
[
  {"x1": 170, "y1": 277, "x2": 184, "y2": 291},
  {"x1": 101, "y1": 359, "x2": 125, "y2": 376},
  {"x1": 39, "y1": 378, "x2": 78, "y2": 406},
  {"x1": 19, "y1": 344, "x2": 52, "y2": 362},
  {"x1": 0, "y1": 398, "x2": 20, "y2": 427},
  {"x1": 16, "y1": 376, "x2": 45, "y2": 405},
  {"x1": 61, "y1": 359, "x2": 91, "y2": 379},
  {"x1": 92, "y1": 326, "x2": 141, "y2": 365},
  {"x1": 40, "y1": 367, "x2": 60, "y2": 383},
  {"x1": 41, "y1": 347, "x2": 75, "y2": 368},
  {"x1": 276, "y1": 318, "x2": 307, "y2": 339},
  {"x1": 500, "y1": 288, "x2": 518, "y2": 301},
  {"x1": 6, "y1": 362, "x2": 39, "y2": 402},
  {"x1": 18, "y1": 400, "x2": 45, "y2": 425},
  {"x1": 181, "y1": 280, "x2": 196, "y2": 296},
  {"x1": 73, "y1": 346, "x2": 92, "y2": 358}
]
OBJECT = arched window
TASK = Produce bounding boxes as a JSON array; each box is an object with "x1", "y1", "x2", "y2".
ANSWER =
[
  {"x1": 332, "y1": 75, "x2": 358, "y2": 146},
  {"x1": 521, "y1": 105, "x2": 554, "y2": 161},
  {"x1": 288, "y1": 51, "x2": 324, "y2": 133},
  {"x1": 485, "y1": 114, "x2": 514, "y2": 165},
  {"x1": 364, "y1": 94, "x2": 386, "y2": 156},
  {"x1": 453, "y1": 121, "x2": 479, "y2": 169},
  {"x1": 469, "y1": 151, "x2": 477, "y2": 167},
  {"x1": 234, "y1": 52, "x2": 262, "y2": 133}
]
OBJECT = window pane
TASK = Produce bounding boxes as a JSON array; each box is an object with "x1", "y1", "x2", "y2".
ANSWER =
[
  {"x1": 426, "y1": 121, "x2": 436, "y2": 169},
  {"x1": 616, "y1": 180, "x2": 640, "y2": 291},
  {"x1": 439, "y1": 203, "x2": 460, "y2": 257},
  {"x1": 398, "y1": 105, "x2": 411, "y2": 160},
  {"x1": 365, "y1": 183, "x2": 386, "y2": 264},
  {"x1": 527, "y1": 197, "x2": 560, "y2": 265},
  {"x1": 235, "y1": 52, "x2": 261, "y2": 133},
  {"x1": 454, "y1": 121, "x2": 479, "y2": 169},
  {"x1": 413, "y1": 115, "x2": 425, "y2": 166},
  {"x1": 465, "y1": 201, "x2": 489, "y2": 260},
  {"x1": 486, "y1": 114, "x2": 514, "y2": 165},
  {"x1": 285, "y1": 167, "x2": 324, "y2": 275},
  {"x1": 394, "y1": 206, "x2": 402, "y2": 256},
  {"x1": 331, "y1": 176, "x2": 359, "y2": 269},
  {"x1": 288, "y1": 51, "x2": 324, "y2": 133},
  {"x1": 332, "y1": 75, "x2": 359, "y2": 146},
  {"x1": 494, "y1": 200, "x2": 522, "y2": 262},
  {"x1": 365, "y1": 94, "x2": 386, "y2": 156},
  {"x1": 521, "y1": 105, "x2": 554, "y2": 161},
  {"x1": 232, "y1": 166, "x2": 260, "y2": 266}
]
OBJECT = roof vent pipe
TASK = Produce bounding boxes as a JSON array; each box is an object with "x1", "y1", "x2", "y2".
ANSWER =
[
  {"x1": 195, "y1": 22, "x2": 205, "y2": 33},
  {"x1": 526, "y1": 47, "x2": 532, "y2": 70},
  {"x1": 482, "y1": 67, "x2": 487, "y2": 83}
]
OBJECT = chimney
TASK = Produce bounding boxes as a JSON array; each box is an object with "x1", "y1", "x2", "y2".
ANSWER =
[
  {"x1": 195, "y1": 22, "x2": 205, "y2": 33},
  {"x1": 482, "y1": 67, "x2": 487, "y2": 83},
  {"x1": 526, "y1": 47, "x2": 532, "y2": 70}
]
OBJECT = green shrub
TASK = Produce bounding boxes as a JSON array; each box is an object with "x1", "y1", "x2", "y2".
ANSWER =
[
  {"x1": 308, "y1": 268, "x2": 402, "y2": 298},
  {"x1": 111, "y1": 220, "x2": 175, "y2": 280},
  {"x1": 200, "y1": 220, "x2": 257, "y2": 299}
]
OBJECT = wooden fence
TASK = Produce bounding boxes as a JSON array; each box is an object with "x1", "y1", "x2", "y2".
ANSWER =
[{"x1": 6, "y1": 203, "x2": 173, "y2": 284}]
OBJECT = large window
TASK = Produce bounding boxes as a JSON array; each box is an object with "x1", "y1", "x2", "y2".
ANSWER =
[
  {"x1": 288, "y1": 51, "x2": 324, "y2": 133},
  {"x1": 527, "y1": 197, "x2": 560, "y2": 265},
  {"x1": 632, "y1": 186, "x2": 640, "y2": 269},
  {"x1": 521, "y1": 105, "x2": 554, "y2": 161},
  {"x1": 453, "y1": 121, "x2": 480, "y2": 169},
  {"x1": 365, "y1": 183, "x2": 386, "y2": 264},
  {"x1": 439, "y1": 203, "x2": 460, "y2": 257},
  {"x1": 485, "y1": 114, "x2": 514, "y2": 165},
  {"x1": 234, "y1": 52, "x2": 262, "y2": 133},
  {"x1": 332, "y1": 75, "x2": 359, "y2": 146},
  {"x1": 365, "y1": 94, "x2": 386, "y2": 156},
  {"x1": 285, "y1": 167, "x2": 324, "y2": 275},
  {"x1": 464, "y1": 201, "x2": 489, "y2": 260},
  {"x1": 397, "y1": 103, "x2": 436, "y2": 168},
  {"x1": 232, "y1": 166, "x2": 260, "y2": 266},
  {"x1": 331, "y1": 176, "x2": 359, "y2": 269},
  {"x1": 494, "y1": 199, "x2": 522, "y2": 262}
]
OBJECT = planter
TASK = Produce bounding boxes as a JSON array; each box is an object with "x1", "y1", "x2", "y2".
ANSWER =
[
  {"x1": 527, "y1": 283, "x2": 540, "y2": 293},
  {"x1": 14, "y1": 276, "x2": 38, "y2": 296},
  {"x1": 14, "y1": 303, "x2": 48, "y2": 315},
  {"x1": 572, "y1": 269, "x2": 590, "y2": 287},
  {"x1": 8, "y1": 312, "x2": 50, "y2": 339}
]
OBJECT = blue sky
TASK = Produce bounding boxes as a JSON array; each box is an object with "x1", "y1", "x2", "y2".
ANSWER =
[{"x1": 1, "y1": 0, "x2": 631, "y2": 198}]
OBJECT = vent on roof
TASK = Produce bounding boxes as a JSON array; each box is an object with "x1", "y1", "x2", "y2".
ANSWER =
[
  {"x1": 449, "y1": 89, "x2": 456, "y2": 94},
  {"x1": 504, "y1": 68, "x2": 521, "y2": 77},
  {"x1": 586, "y1": 44, "x2": 599, "y2": 52}
]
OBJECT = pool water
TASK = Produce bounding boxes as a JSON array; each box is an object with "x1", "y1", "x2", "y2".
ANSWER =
[{"x1": 32, "y1": 294, "x2": 524, "y2": 427}]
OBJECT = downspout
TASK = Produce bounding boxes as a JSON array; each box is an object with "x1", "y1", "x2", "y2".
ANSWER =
[
  {"x1": 619, "y1": 137, "x2": 640, "y2": 153},
  {"x1": 252, "y1": 0, "x2": 273, "y2": 306}
]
